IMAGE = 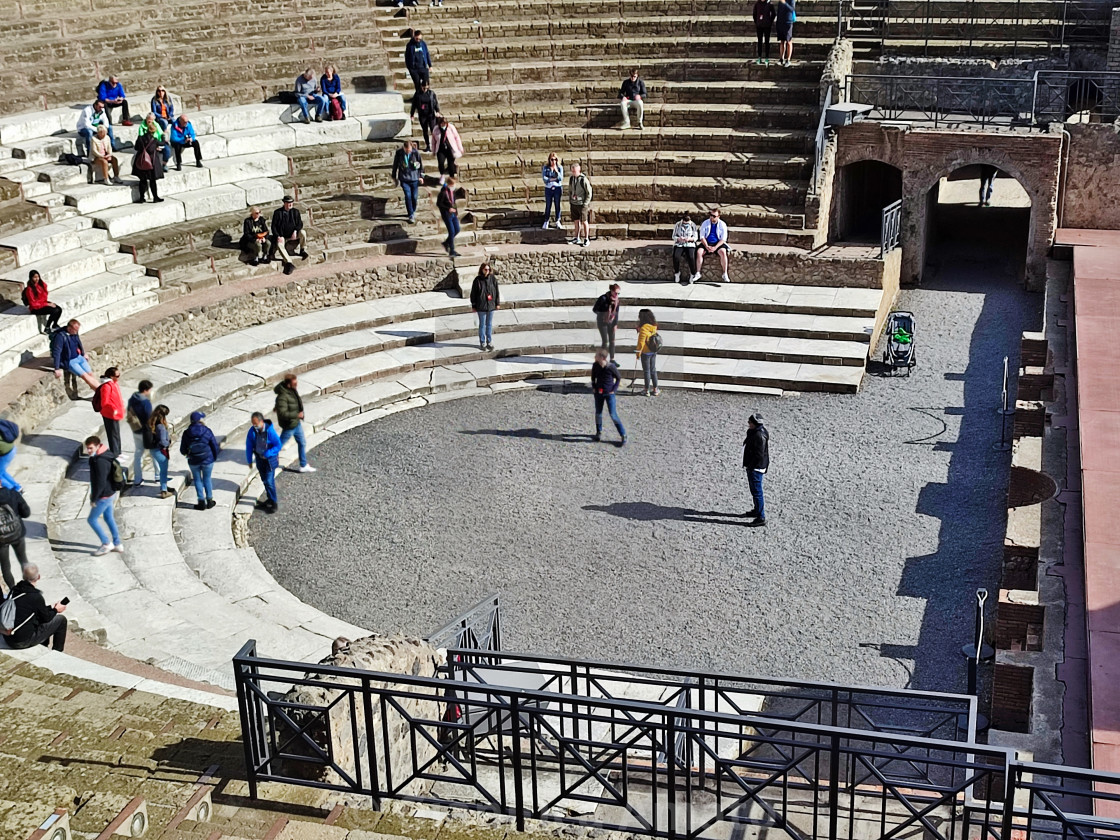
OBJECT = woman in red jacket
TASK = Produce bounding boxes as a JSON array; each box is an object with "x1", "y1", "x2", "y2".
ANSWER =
[{"x1": 22, "y1": 270, "x2": 63, "y2": 333}]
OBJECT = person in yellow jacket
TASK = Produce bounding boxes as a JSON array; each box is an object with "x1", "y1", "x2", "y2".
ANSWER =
[{"x1": 635, "y1": 308, "x2": 661, "y2": 396}]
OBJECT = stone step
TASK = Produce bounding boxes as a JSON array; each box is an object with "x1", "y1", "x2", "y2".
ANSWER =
[
  {"x1": 466, "y1": 200, "x2": 805, "y2": 232},
  {"x1": 0, "y1": 245, "x2": 107, "y2": 295},
  {"x1": 90, "y1": 197, "x2": 188, "y2": 239},
  {"x1": 0, "y1": 215, "x2": 92, "y2": 265},
  {"x1": 464, "y1": 175, "x2": 808, "y2": 206},
  {"x1": 457, "y1": 150, "x2": 813, "y2": 182}
]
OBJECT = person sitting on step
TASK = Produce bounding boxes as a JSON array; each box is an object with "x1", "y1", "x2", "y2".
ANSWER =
[
  {"x1": 696, "y1": 208, "x2": 730, "y2": 282},
  {"x1": 320, "y1": 65, "x2": 347, "y2": 119},
  {"x1": 150, "y1": 85, "x2": 174, "y2": 131},
  {"x1": 672, "y1": 211, "x2": 699, "y2": 284},
  {"x1": 96, "y1": 75, "x2": 132, "y2": 125},
  {"x1": 169, "y1": 115, "x2": 203, "y2": 170},
  {"x1": 241, "y1": 206, "x2": 271, "y2": 266},
  {"x1": 51, "y1": 319, "x2": 99, "y2": 393},
  {"x1": 294, "y1": 68, "x2": 327, "y2": 123},
  {"x1": 89, "y1": 125, "x2": 123, "y2": 185},
  {"x1": 22, "y1": 271, "x2": 63, "y2": 333},
  {"x1": 269, "y1": 196, "x2": 309, "y2": 275},
  {"x1": 4, "y1": 564, "x2": 68, "y2": 651},
  {"x1": 76, "y1": 100, "x2": 115, "y2": 158},
  {"x1": 619, "y1": 68, "x2": 646, "y2": 130}
]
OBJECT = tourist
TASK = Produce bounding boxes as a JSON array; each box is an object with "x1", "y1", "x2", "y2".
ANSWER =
[
  {"x1": 273, "y1": 373, "x2": 316, "y2": 473},
  {"x1": 776, "y1": 0, "x2": 795, "y2": 66},
  {"x1": 150, "y1": 86, "x2": 174, "y2": 130},
  {"x1": 96, "y1": 75, "x2": 132, "y2": 125},
  {"x1": 4, "y1": 564, "x2": 67, "y2": 651},
  {"x1": 592, "y1": 283, "x2": 620, "y2": 361},
  {"x1": 320, "y1": 65, "x2": 346, "y2": 119},
  {"x1": 132, "y1": 124, "x2": 165, "y2": 203},
  {"x1": 568, "y1": 164, "x2": 593, "y2": 247},
  {"x1": 636, "y1": 308, "x2": 660, "y2": 397},
  {"x1": 294, "y1": 68, "x2": 327, "y2": 123},
  {"x1": 241, "y1": 206, "x2": 270, "y2": 265},
  {"x1": 542, "y1": 154, "x2": 564, "y2": 229},
  {"x1": 742, "y1": 412, "x2": 769, "y2": 526},
  {"x1": 436, "y1": 175, "x2": 461, "y2": 257},
  {"x1": 126, "y1": 379, "x2": 153, "y2": 488},
  {"x1": 89, "y1": 126, "x2": 123, "y2": 185},
  {"x1": 146, "y1": 405, "x2": 173, "y2": 499},
  {"x1": 51, "y1": 319, "x2": 99, "y2": 391},
  {"x1": 0, "y1": 484, "x2": 30, "y2": 596},
  {"x1": 432, "y1": 115, "x2": 463, "y2": 176},
  {"x1": 392, "y1": 139, "x2": 424, "y2": 224},
  {"x1": 696, "y1": 208, "x2": 730, "y2": 282},
  {"x1": 76, "y1": 100, "x2": 115, "y2": 157},
  {"x1": 619, "y1": 68, "x2": 646, "y2": 130},
  {"x1": 405, "y1": 30, "x2": 432, "y2": 92},
  {"x1": 22, "y1": 271, "x2": 63, "y2": 332},
  {"x1": 83, "y1": 435, "x2": 123, "y2": 556},
  {"x1": 410, "y1": 82, "x2": 440, "y2": 152},
  {"x1": 269, "y1": 196, "x2": 308, "y2": 276},
  {"x1": 590, "y1": 348, "x2": 626, "y2": 446},
  {"x1": 672, "y1": 212, "x2": 699, "y2": 283},
  {"x1": 169, "y1": 115, "x2": 203, "y2": 170},
  {"x1": 470, "y1": 263, "x2": 500, "y2": 351},
  {"x1": 179, "y1": 411, "x2": 219, "y2": 510},
  {"x1": 753, "y1": 0, "x2": 776, "y2": 65},
  {"x1": 979, "y1": 164, "x2": 998, "y2": 206},
  {"x1": 0, "y1": 419, "x2": 20, "y2": 493},
  {"x1": 245, "y1": 412, "x2": 282, "y2": 513},
  {"x1": 94, "y1": 367, "x2": 126, "y2": 457},
  {"x1": 138, "y1": 113, "x2": 172, "y2": 163}
]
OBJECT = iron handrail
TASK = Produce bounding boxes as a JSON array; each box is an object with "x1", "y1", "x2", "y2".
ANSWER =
[{"x1": 811, "y1": 85, "x2": 835, "y2": 196}]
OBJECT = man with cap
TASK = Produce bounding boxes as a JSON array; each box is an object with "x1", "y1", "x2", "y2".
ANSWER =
[
  {"x1": 742, "y1": 412, "x2": 769, "y2": 526},
  {"x1": 269, "y1": 196, "x2": 308, "y2": 275}
]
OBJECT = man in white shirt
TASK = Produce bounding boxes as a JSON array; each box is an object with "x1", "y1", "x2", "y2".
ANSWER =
[
  {"x1": 76, "y1": 101, "x2": 116, "y2": 158},
  {"x1": 696, "y1": 208, "x2": 731, "y2": 282}
]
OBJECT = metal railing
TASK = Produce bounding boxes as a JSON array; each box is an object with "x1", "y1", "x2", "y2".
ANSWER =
[
  {"x1": 810, "y1": 85, "x2": 835, "y2": 196},
  {"x1": 845, "y1": 70, "x2": 1120, "y2": 128},
  {"x1": 837, "y1": 0, "x2": 1112, "y2": 55},
  {"x1": 233, "y1": 641, "x2": 1120, "y2": 840},
  {"x1": 424, "y1": 593, "x2": 502, "y2": 662},
  {"x1": 881, "y1": 199, "x2": 902, "y2": 256}
]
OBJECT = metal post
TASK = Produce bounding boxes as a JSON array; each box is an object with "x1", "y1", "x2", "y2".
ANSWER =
[
  {"x1": 827, "y1": 733, "x2": 841, "y2": 840},
  {"x1": 510, "y1": 695, "x2": 526, "y2": 831},
  {"x1": 999, "y1": 356, "x2": 1015, "y2": 415},
  {"x1": 993, "y1": 357, "x2": 1012, "y2": 451},
  {"x1": 666, "y1": 713, "x2": 678, "y2": 840},
  {"x1": 960, "y1": 589, "x2": 993, "y2": 731}
]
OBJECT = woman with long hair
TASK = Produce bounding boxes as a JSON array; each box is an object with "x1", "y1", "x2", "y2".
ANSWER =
[
  {"x1": 22, "y1": 270, "x2": 62, "y2": 332},
  {"x1": 146, "y1": 404, "x2": 173, "y2": 498},
  {"x1": 636, "y1": 308, "x2": 660, "y2": 396},
  {"x1": 590, "y1": 348, "x2": 626, "y2": 446}
]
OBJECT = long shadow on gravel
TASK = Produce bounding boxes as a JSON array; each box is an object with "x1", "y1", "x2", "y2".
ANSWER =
[{"x1": 584, "y1": 502, "x2": 753, "y2": 526}]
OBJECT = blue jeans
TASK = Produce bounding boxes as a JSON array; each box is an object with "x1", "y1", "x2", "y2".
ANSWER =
[
  {"x1": 189, "y1": 462, "x2": 214, "y2": 503},
  {"x1": 401, "y1": 180, "x2": 419, "y2": 218},
  {"x1": 441, "y1": 209, "x2": 460, "y2": 250},
  {"x1": 641, "y1": 352, "x2": 659, "y2": 392},
  {"x1": 68, "y1": 356, "x2": 93, "y2": 377},
  {"x1": 150, "y1": 448, "x2": 169, "y2": 491},
  {"x1": 747, "y1": 469, "x2": 766, "y2": 520},
  {"x1": 88, "y1": 495, "x2": 120, "y2": 546},
  {"x1": 477, "y1": 310, "x2": 494, "y2": 345},
  {"x1": 256, "y1": 457, "x2": 278, "y2": 505},
  {"x1": 594, "y1": 393, "x2": 626, "y2": 438},
  {"x1": 77, "y1": 124, "x2": 116, "y2": 156},
  {"x1": 0, "y1": 447, "x2": 20, "y2": 491},
  {"x1": 279, "y1": 422, "x2": 307, "y2": 468},
  {"x1": 297, "y1": 93, "x2": 328, "y2": 120},
  {"x1": 544, "y1": 185, "x2": 562, "y2": 223}
]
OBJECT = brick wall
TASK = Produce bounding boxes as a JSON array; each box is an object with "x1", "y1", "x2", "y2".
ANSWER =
[
  {"x1": 1061, "y1": 123, "x2": 1120, "y2": 230},
  {"x1": 1002, "y1": 545, "x2": 1039, "y2": 592},
  {"x1": 1109, "y1": 7, "x2": 1120, "y2": 71},
  {"x1": 994, "y1": 602, "x2": 1045, "y2": 651},
  {"x1": 991, "y1": 664, "x2": 1034, "y2": 733}
]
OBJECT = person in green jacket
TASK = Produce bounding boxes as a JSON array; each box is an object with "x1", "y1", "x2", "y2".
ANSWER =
[{"x1": 273, "y1": 373, "x2": 316, "y2": 473}]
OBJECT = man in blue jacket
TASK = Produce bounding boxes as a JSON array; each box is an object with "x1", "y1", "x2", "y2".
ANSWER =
[
  {"x1": 245, "y1": 412, "x2": 282, "y2": 513},
  {"x1": 405, "y1": 30, "x2": 432, "y2": 92},
  {"x1": 96, "y1": 76, "x2": 132, "y2": 125},
  {"x1": 51, "y1": 319, "x2": 99, "y2": 394},
  {"x1": 179, "y1": 411, "x2": 220, "y2": 510},
  {"x1": 169, "y1": 116, "x2": 203, "y2": 171}
]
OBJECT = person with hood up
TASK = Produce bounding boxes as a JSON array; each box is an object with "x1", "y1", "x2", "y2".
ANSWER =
[
  {"x1": 179, "y1": 411, "x2": 220, "y2": 510},
  {"x1": 245, "y1": 412, "x2": 283, "y2": 513},
  {"x1": 274, "y1": 373, "x2": 315, "y2": 472}
]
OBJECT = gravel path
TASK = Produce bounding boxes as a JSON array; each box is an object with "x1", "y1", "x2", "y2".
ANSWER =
[{"x1": 251, "y1": 256, "x2": 1040, "y2": 692}]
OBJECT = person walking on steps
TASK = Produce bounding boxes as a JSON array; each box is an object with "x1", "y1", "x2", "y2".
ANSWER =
[
  {"x1": 126, "y1": 379, "x2": 153, "y2": 487},
  {"x1": 93, "y1": 367, "x2": 126, "y2": 458},
  {"x1": 437, "y1": 175, "x2": 461, "y2": 257},
  {"x1": 470, "y1": 263, "x2": 500, "y2": 351},
  {"x1": 542, "y1": 154, "x2": 564, "y2": 229},
  {"x1": 179, "y1": 411, "x2": 219, "y2": 510},
  {"x1": 146, "y1": 404, "x2": 173, "y2": 499},
  {"x1": 84, "y1": 435, "x2": 124, "y2": 556},
  {"x1": 671, "y1": 212, "x2": 699, "y2": 283},
  {"x1": 742, "y1": 412, "x2": 769, "y2": 526},
  {"x1": 432, "y1": 115, "x2": 463, "y2": 176},
  {"x1": 775, "y1": 0, "x2": 796, "y2": 66},
  {"x1": 405, "y1": 30, "x2": 433, "y2": 92},
  {"x1": 593, "y1": 284, "x2": 620, "y2": 361},
  {"x1": 568, "y1": 163, "x2": 593, "y2": 246},
  {"x1": 273, "y1": 373, "x2": 316, "y2": 473},
  {"x1": 0, "y1": 484, "x2": 31, "y2": 596},
  {"x1": 591, "y1": 348, "x2": 626, "y2": 447},
  {"x1": 245, "y1": 412, "x2": 282, "y2": 513},
  {"x1": 636, "y1": 308, "x2": 661, "y2": 397},
  {"x1": 410, "y1": 82, "x2": 439, "y2": 152},
  {"x1": 392, "y1": 139, "x2": 424, "y2": 224},
  {"x1": 979, "y1": 164, "x2": 998, "y2": 206},
  {"x1": 753, "y1": 0, "x2": 776, "y2": 65},
  {"x1": 3, "y1": 564, "x2": 67, "y2": 651}
]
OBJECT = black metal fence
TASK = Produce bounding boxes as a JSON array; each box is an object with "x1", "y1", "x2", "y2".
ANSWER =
[
  {"x1": 811, "y1": 85, "x2": 836, "y2": 197},
  {"x1": 233, "y1": 641, "x2": 1120, "y2": 840},
  {"x1": 425, "y1": 593, "x2": 502, "y2": 661},
  {"x1": 881, "y1": 200, "x2": 902, "y2": 256}
]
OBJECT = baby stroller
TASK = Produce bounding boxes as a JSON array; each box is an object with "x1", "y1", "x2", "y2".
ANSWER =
[{"x1": 882, "y1": 311, "x2": 916, "y2": 376}]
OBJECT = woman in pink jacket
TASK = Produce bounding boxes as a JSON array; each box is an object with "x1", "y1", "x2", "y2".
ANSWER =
[{"x1": 432, "y1": 114, "x2": 463, "y2": 176}]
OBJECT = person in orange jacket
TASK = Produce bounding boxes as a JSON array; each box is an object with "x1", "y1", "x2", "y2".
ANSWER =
[{"x1": 94, "y1": 366, "x2": 126, "y2": 457}]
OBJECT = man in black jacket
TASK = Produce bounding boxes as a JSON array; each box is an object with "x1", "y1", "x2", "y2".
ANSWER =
[
  {"x1": 268, "y1": 196, "x2": 309, "y2": 275},
  {"x1": 619, "y1": 68, "x2": 646, "y2": 130},
  {"x1": 5, "y1": 564, "x2": 67, "y2": 651},
  {"x1": 409, "y1": 82, "x2": 439, "y2": 152},
  {"x1": 0, "y1": 485, "x2": 31, "y2": 596},
  {"x1": 241, "y1": 206, "x2": 270, "y2": 266},
  {"x1": 742, "y1": 412, "x2": 769, "y2": 526}
]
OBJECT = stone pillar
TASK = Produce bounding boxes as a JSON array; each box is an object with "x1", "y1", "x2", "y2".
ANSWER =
[{"x1": 1108, "y1": 7, "x2": 1120, "y2": 71}]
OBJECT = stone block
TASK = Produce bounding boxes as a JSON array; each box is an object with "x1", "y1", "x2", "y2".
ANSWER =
[
  {"x1": 345, "y1": 92, "x2": 405, "y2": 118},
  {"x1": 222, "y1": 124, "x2": 297, "y2": 157},
  {"x1": 10, "y1": 135, "x2": 74, "y2": 166},
  {"x1": 0, "y1": 108, "x2": 72, "y2": 144},
  {"x1": 60, "y1": 180, "x2": 138, "y2": 214},
  {"x1": 161, "y1": 164, "x2": 215, "y2": 196},
  {"x1": 0, "y1": 220, "x2": 83, "y2": 265},
  {"x1": 207, "y1": 103, "x2": 289, "y2": 133},
  {"x1": 92, "y1": 199, "x2": 186, "y2": 239},
  {"x1": 290, "y1": 118, "x2": 364, "y2": 147},
  {"x1": 206, "y1": 151, "x2": 289, "y2": 186},
  {"x1": 177, "y1": 184, "x2": 247, "y2": 221},
  {"x1": 237, "y1": 177, "x2": 285, "y2": 207},
  {"x1": 0, "y1": 247, "x2": 105, "y2": 289},
  {"x1": 360, "y1": 114, "x2": 411, "y2": 141},
  {"x1": 196, "y1": 133, "x2": 229, "y2": 160}
]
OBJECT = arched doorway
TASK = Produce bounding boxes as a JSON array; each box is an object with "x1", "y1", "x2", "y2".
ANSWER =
[
  {"x1": 834, "y1": 160, "x2": 903, "y2": 242},
  {"x1": 923, "y1": 164, "x2": 1032, "y2": 282}
]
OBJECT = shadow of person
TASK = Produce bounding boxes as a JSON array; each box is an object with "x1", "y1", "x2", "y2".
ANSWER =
[
  {"x1": 583, "y1": 502, "x2": 751, "y2": 525},
  {"x1": 459, "y1": 428, "x2": 596, "y2": 443}
]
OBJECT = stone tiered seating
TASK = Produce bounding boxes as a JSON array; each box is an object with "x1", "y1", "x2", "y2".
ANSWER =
[{"x1": 6, "y1": 279, "x2": 879, "y2": 690}]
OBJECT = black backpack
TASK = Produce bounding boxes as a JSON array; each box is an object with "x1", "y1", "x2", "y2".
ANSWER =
[
  {"x1": 646, "y1": 332, "x2": 664, "y2": 353},
  {"x1": 0, "y1": 504, "x2": 21, "y2": 544}
]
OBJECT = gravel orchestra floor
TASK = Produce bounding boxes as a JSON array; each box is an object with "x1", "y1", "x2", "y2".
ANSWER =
[{"x1": 252, "y1": 253, "x2": 1040, "y2": 692}]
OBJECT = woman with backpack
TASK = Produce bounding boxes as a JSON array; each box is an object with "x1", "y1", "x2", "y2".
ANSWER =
[
  {"x1": 147, "y1": 405, "x2": 173, "y2": 499},
  {"x1": 590, "y1": 348, "x2": 626, "y2": 447},
  {"x1": 179, "y1": 411, "x2": 220, "y2": 510},
  {"x1": 636, "y1": 308, "x2": 661, "y2": 396},
  {"x1": 83, "y1": 435, "x2": 123, "y2": 556},
  {"x1": 22, "y1": 270, "x2": 63, "y2": 333}
]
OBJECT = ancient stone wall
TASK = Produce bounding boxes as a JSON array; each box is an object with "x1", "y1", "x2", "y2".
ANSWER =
[
  {"x1": 835, "y1": 123, "x2": 1061, "y2": 290},
  {"x1": 1061, "y1": 122, "x2": 1120, "y2": 230}
]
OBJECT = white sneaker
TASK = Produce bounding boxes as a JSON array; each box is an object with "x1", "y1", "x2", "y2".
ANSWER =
[
  {"x1": 92, "y1": 544, "x2": 111, "y2": 556},
  {"x1": 555, "y1": 220, "x2": 564, "y2": 229},
  {"x1": 674, "y1": 272, "x2": 681, "y2": 283},
  {"x1": 722, "y1": 273, "x2": 730, "y2": 282},
  {"x1": 299, "y1": 464, "x2": 317, "y2": 473},
  {"x1": 111, "y1": 544, "x2": 124, "y2": 554},
  {"x1": 690, "y1": 273, "x2": 700, "y2": 284},
  {"x1": 542, "y1": 219, "x2": 550, "y2": 229}
]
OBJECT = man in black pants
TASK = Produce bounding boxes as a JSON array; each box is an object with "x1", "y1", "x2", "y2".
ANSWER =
[
  {"x1": 410, "y1": 82, "x2": 440, "y2": 153},
  {"x1": 269, "y1": 196, "x2": 309, "y2": 275},
  {"x1": 0, "y1": 485, "x2": 30, "y2": 596},
  {"x1": 4, "y1": 564, "x2": 67, "y2": 651},
  {"x1": 742, "y1": 412, "x2": 770, "y2": 526},
  {"x1": 753, "y1": 0, "x2": 776, "y2": 65}
]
